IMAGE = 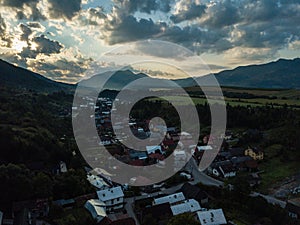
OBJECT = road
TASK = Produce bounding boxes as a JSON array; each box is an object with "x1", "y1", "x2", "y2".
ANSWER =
[
  {"x1": 124, "y1": 157, "x2": 287, "y2": 225},
  {"x1": 251, "y1": 192, "x2": 287, "y2": 208}
]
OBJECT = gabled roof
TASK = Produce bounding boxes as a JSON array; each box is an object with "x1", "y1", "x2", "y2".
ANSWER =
[
  {"x1": 85, "y1": 199, "x2": 107, "y2": 221},
  {"x1": 154, "y1": 192, "x2": 185, "y2": 205},
  {"x1": 181, "y1": 183, "x2": 208, "y2": 201},
  {"x1": 197, "y1": 209, "x2": 227, "y2": 225},
  {"x1": 97, "y1": 186, "x2": 124, "y2": 202},
  {"x1": 171, "y1": 199, "x2": 201, "y2": 215},
  {"x1": 286, "y1": 202, "x2": 300, "y2": 216}
]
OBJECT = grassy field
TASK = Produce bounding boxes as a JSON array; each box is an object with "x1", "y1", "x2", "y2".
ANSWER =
[{"x1": 149, "y1": 95, "x2": 298, "y2": 107}]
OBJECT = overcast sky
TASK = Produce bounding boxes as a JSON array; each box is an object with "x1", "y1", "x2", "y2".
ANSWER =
[{"x1": 0, "y1": 0, "x2": 299, "y2": 83}]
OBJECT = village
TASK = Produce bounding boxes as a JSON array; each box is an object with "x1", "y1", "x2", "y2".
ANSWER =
[{"x1": 2, "y1": 95, "x2": 300, "y2": 225}]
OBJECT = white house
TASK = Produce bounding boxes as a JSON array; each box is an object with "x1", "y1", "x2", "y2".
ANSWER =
[
  {"x1": 196, "y1": 209, "x2": 227, "y2": 225},
  {"x1": 97, "y1": 186, "x2": 124, "y2": 212},
  {"x1": 171, "y1": 199, "x2": 201, "y2": 216},
  {"x1": 153, "y1": 192, "x2": 185, "y2": 206},
  {"x1": 84, "y1": 199, "x2": 107, "y2": 223}
]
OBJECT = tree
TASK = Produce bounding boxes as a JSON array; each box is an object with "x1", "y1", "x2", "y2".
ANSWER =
[{"x1": 167, "y1": 213, "x2": 200, "y2": 225}]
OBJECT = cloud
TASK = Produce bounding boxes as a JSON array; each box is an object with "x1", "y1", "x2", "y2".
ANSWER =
[
  {"x1": 113, "y1": 0, "x2": 173, "y2": 14},
  {"x1": 103, "y1": 14, "x2": 165, "y2": 44},
  {"x1": 171, "y1": 1, "x2": 206, "y2": 23},
  {"x1": 32, "y1": 35, "x2": 63, "y2": 55},
  {"x1": 0, "y1": 14, "x2": 12, "y2": 47},
  {"x1": 0, "y1": 0, "x2": 46, "y2": 20},
  {"x1": 47, "y1": 0, "x2": 82, "y2": 20},
  {"x1": 201, "y1": 0, "x2": 241, "y2": 28}
]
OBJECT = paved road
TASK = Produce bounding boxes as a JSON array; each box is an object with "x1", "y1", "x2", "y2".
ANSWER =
[{"x1": 251, "y1": 192, "x2": 287, "y2": 208}]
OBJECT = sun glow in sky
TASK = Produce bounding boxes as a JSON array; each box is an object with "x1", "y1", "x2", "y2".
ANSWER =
[{"x1": 0, "y1": 0, "x2": 299, "y2": 83}]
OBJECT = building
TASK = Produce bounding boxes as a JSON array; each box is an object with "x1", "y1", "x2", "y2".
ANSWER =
[
  {"x1": 171, "y1": 199, "x2": 201, "y2": 216},
  {"x1": 244, "y1": 147, "x2": 264, "y2": 160},
  {"x1": 286, "y1": 201, "x2": 300, "y2": 219},
  {"x1": 97, "y1": 186, "x2": 124, "y2": 212},
  {"x1": 153, "y1": 192, "x2": 185, "y2": 206},
  {"x1": 196, "y1": 209, "x2": 227, "y2": 225},
  {"x1": 212, "y1": 164, "x2": 237, "y2": 178},
  {"x1": 87, "y1": 174, "x2": 110, "y2": 190},
  {"x1": 84, "y1": 199, "x2": 107, "y2": 223},
  {"x1": 181, "y1": 183, "x2": 209, "y2": 205}
]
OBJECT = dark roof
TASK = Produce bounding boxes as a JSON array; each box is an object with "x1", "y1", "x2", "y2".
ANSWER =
[
  {"x1": 143, "y1": 203, "x2": 172, "y2": 219},
  {"x1": 229, "y1": 148, "x2": 245, "y2": 157},
  {"x1": 220, "y1": 163, "x2": 236, "y2": 173},
  {"x1": 180, "y1": 183, "x2": 208, "y2": 201},
  {"x1": 286, "y1": 202, "x2": 300, "y2": 216},
  {"x1": 110, "y1": 218, "x2": 136, "y2": 225}
]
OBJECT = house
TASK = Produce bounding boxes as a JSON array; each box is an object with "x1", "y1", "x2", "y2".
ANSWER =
[
  {"x1": 196, "y1": 209, "x2": 227, "y2": 225},
  {"x1": 212, "y1": 163, "x2": 237, "y2": 178},
  {"x1": 87, "y1": 174, "x2": 111, "y2": 190},
  {"x1": 153, "y1": 192, "x2": 185, "y2": 206},
  {"x1": 181, "y1": 183, "x2": 209, "y2": 205},
  {"x1": 244, "y1": 147, "x2": 264, "y2": 160},
  {"x1": 97, "y1": 186, "x2": 124, "y2": 212},
  {"x1": 286, "y1": 201, "x2": 300, "y2": 219},
  {"x1": 171, "y1": 199, "x2": 201, "y2": 216},
  {"x1": 84, "y1": 199, "x2": 107, "y2": 223}
]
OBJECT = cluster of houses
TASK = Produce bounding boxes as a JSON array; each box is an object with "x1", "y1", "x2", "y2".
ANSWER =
[{"x1": 137, "y1": 183, "x2": 230, "y2": 225}]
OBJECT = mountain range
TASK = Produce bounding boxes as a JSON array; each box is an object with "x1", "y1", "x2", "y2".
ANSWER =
[{"x1": 0, "y1": 58, "x2": 300, "y2": 92}]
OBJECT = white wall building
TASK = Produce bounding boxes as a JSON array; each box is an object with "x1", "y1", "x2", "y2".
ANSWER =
[{"x1": 97, "y1": 186, "x2": 124, "y2": 212}]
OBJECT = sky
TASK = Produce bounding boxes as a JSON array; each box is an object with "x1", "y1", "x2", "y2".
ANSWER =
[{"x1": 0, "y1": 0, "x2": 299, "y2": 83}]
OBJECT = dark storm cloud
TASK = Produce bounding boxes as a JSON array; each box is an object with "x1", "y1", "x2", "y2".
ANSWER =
[
  {"x1": 202, "y1": 0, "x2": 241, "y2": 28},
  {"x1": 104, "y1": 15, "x2": 166, "y2": 44},
  {"x1": 170, "y1": 3, "x2": 207, "y2": 23},
  {"x1": 47, "y1": 0, "x2": 82, "y2": 20},
  {"x1": 32, "y1": 35, "x2": 63, "y2": 55}
]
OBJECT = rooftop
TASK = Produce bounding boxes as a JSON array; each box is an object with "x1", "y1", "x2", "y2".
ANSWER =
[
  {"x1": 197, "y1": 209, "x2": 227, "y2": 225},
  {"x1": 153, "y1": 192, "x2": 185, "y2": 205},
  {"x1": 171, "y1": 199, "x2": 201, "y2": 215},
  {"x1": 97, "y1": 186, "x2": 124, "y2": 202}
]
